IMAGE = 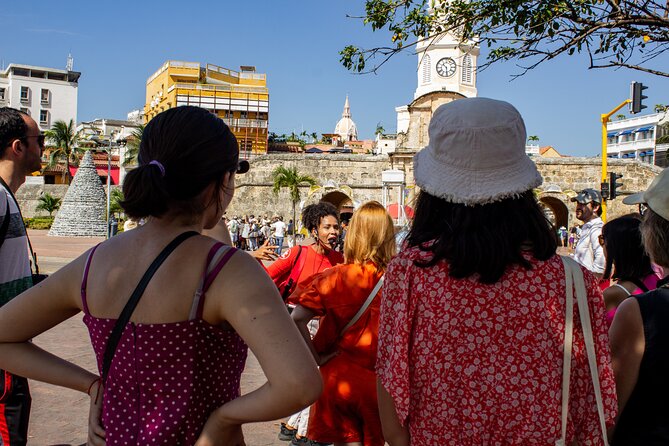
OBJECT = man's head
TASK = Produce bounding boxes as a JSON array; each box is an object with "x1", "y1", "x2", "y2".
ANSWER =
[
  {"x1": 0, "y1": 107, "x2": 44, "y2": 175},
  {"x1": 571, "y1": 188, "x2": 602, "y2": 223}
]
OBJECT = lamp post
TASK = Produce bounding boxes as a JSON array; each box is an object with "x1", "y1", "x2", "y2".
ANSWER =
[{"x1": 106, "y1": 131, "x2": 118, "y2": 238}]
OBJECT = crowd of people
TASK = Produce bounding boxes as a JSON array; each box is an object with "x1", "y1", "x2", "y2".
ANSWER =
[{"x1": 0, "y1": 98, "x2": 668, "y2": 446}]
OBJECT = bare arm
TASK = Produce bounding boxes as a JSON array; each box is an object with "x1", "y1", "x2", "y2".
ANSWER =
[
  {"x1": 202, "y1": 218, "x2": 233, "y2": 246},
  {"x1": 609, "y1": 297, "x2": 645, "y2": 417},
  {"x1": 377, "y1": 379, "x2": 410, "y2": 446},
  {"x1": 0, "y1": 253, "x2": 98, "y2": 393},
  {"x1": 197, "y1": 251, "x2": 321, "y2": 444}
]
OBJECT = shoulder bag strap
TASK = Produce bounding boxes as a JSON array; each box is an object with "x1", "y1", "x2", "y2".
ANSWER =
[
  {"x1": 558, "y1": 256, "x2": 609, "y2": 445},
  {"x1": 557, "y1": 256, "x2": 575, "y2": 446},
  {"x1": 0, "y1": 200, "x2": 10, "y2": 251},
  {"x1": 0, "y1": 177, "x2": 39, "y2": 274},
  {"x1": 101, "y1": 231, "x2": 199, "y2": 384},
  {"x1": 281, "y1": 246, "x2": 306, "y2": 301},
  {"x1": 340, "y1": 275, "x2": 384, "y2": 336},
  {"x1": 571, "y1": 258, "x2": 609, "y2": 444}
]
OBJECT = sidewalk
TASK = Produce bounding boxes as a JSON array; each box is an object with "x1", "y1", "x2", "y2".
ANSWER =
[{"x1": 26, "y1": 230, "x2": 282, "y2": 445}]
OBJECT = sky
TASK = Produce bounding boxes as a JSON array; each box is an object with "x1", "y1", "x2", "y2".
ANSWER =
[{"x1": 2, "y1": 1, "x2": 668, "y2": 157}]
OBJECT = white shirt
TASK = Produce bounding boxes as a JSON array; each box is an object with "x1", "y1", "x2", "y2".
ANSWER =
[
  {"x1": 573, "y1": 217, "x2": 605, "y2": 274},
  {"x1": 271, "y1": 220, "x2": 287, "y2": 237}
]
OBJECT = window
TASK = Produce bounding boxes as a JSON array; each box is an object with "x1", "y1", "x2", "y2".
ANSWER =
[
  {"x1": 40, "y1": 89, "x2": 50, "y2": 104},
  {"x1": 421, "y1": 55, "x2": 431, "y2": 85},
  {"x1": 461, "y1": 54, "x2": 473, "y2": 84},
  {"x1": 0, "y1": 88, "x2": 5, "y2": 100},
  {"x1": 39, "y1": 110, "x2": 49, "y2": 125},
  {"x1": 20, "y1": 86, "x2": 30, "y2": 103}
]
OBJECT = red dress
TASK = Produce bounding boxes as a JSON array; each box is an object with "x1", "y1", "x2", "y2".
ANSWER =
[
  {"x1": 377, "y1": 247, "x2": 617, "y2": 445},
  {"x1": 266, "y1": 245, "x2": 343, "y2": 292},
  {"x1": 291, "y1": 262, "x2": 385, "y2": 446}
]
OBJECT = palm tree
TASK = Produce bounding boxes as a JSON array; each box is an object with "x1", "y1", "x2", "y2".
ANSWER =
[
  {"x1": 109, "y1": 188, "x2": 125, "y2": 217},
  {"x1": 35, "y1": 192, "x2": 61, "y2": 217},
  {"x1": 616, "y1": 114, "x2": 627, "y2": 121},
  {"x1": 527, "y1": 135, "x2": 540, "y2": 143},
  {"x1": 654, "y1": 104, "x2": 667, "y2": 113},
  {"x1": 375, "y1": 123, "x2": 385, "y2": 136},
  {"x1": 272, "y1": 166, "x2": 317, "y2": 227},
  {"x1": 310, "y1": 132, "x2": 318, "y2": 143},
  {"x1": 123, "y1": 124, "x2": 145, "y2": 166},
  {"x1": 44, "y1": 119, "x2": 83, "y2": 184}
]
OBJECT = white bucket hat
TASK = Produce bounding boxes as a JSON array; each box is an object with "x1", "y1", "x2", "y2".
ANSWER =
[
  {"x1": 623, "y1": 168, "x2": 669, "y2": 221},
  {"x1": 413, "y1": 97, "x2": 543, "y2": 205}
]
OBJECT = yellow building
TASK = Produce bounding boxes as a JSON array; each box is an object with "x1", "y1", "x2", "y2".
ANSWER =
[{"x1": 144, "y1": 61, "x2": 269, "y2": 155}]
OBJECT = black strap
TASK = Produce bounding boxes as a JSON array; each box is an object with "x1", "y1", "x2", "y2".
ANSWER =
[
  {"x1": 626, "y1": 276, "x2": 650, "y2": 293},
  {"x1": 0, "y1": 200, "x2": 10, "y2": 251},
  {"x1": 0, "y1": 177, "x2": 39, "y2": 274},
  {"x1": 101, "y1": 231, "x2": 199, "y2": 384}
]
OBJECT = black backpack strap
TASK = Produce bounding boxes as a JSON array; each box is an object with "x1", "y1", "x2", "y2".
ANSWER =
[
  {"x1": 101, "y1": 231, "x2": 199, "y2": 384},
  {"x1": 627, "y1": 277, "x2": 650, "y2": 293},
  {"x1": 0, "y1": 199, "x2": 10, "y2": 251}
]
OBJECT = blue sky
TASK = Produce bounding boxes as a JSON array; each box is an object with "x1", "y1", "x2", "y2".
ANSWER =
[{"x1": 2, "y1": 1, "x2": 668, "y2": 157}]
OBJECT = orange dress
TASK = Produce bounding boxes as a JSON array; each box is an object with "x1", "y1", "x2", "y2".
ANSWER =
[{"x1": 290, "y1": 262, "x2": 385, "y2": 446}]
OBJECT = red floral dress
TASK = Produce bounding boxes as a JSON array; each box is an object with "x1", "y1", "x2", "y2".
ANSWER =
[{"x1": 377, "y1": 247, "x2": 617, "y2": 445}]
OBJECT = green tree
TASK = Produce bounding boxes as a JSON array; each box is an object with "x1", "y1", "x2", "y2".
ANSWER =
[
  {"x1": 44, "y1": 119, "x2": 84, "y2": 184},
  {"x1": 310, "y1": 132, "x2": 319, "y2": 143},
  {"x1": 654, "y1": 104, "x2": 668, "y2": 113},
  {"x1": 340, "y1": 1, "x2": 669, "y2": 77},
  {"x1": 616, "y1": 114, "x2": 627, "y2": 121},
  {"x1": 271, "y1": 166, "x2": 317, "y2": 228},
  {"x1": 35, "y1": 192, "x2": 61, "y2": 217},
  {"x1": 109, "y1": 188, "x2": 125, "y2": 216},
  {"x1": 123, "y1": 124, "x2": 145, "y2": 167},
  {"x1": 375, "y1": 123, "x2": 385, "y2": 136},
  {"x1": 528, "y1": 135, "x2": 540, "y2": 143}
]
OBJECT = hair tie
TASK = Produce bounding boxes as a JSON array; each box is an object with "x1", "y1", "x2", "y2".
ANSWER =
[{"x1": 149, "y1": 160, "x2": 166, "y2": 177}]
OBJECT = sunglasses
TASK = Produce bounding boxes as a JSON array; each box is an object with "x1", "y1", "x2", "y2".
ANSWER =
[{"x1": 21, "y1": 134, "x2": 46, "y2": 148}]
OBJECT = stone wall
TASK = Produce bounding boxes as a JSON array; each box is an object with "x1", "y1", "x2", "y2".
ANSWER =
[
  {"x1": 227, "y1": 153, "x2": 391, "y2": 219},
  {"x1": 15, "y1": 185, "x2": 69, "y2": 218}
]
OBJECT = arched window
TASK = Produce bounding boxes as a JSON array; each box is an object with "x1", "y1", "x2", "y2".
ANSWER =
[
  {"x1": 462, "y1": 54, "x2": 473, "y2": 84},
  {"x1": 421, "y1": 54, "x2": 431, "y2": 85}
]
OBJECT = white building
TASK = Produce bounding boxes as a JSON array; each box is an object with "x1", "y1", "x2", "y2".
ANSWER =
[
  {"x1": 606, "y1": 112, "x2": 668, "y2": 166},
  {"x1": 375, "y1": 133, "x2": 397, "y2": 155},
  {"x1": 0, "y1": 63, "x2": 80, "y2": 131},
  {"x1": 334, "y1": 96, "x2": 358, "y2": 142}
]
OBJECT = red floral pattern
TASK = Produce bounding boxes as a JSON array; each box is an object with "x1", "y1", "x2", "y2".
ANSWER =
[{"x1": 377, "y1": 247, "x2": 617, "y2": 445}]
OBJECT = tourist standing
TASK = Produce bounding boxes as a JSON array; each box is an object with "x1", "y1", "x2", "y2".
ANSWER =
[
  {"x1": 376, "y1": 98, "x2": 616, "y2": 445},
  {"x1": 286, "y1": 219, "x2": 295, "y2": 248},
  {"x1": 266, "y1": 202, "x2": 344, "y2": 445},
  {"x1": 0, "y1": 107, "x2": 44, "y2": 446},
  {"x1": 572, "y1": 189, "x2": 605, "y2": 277},
  {"x1": 227, "y1": 216, "x2": 239, "y2": 248},
  {"x1": 600, "y1": 215, "x2": 659, "y2": 326},
  {"x1": 290, "y1": 201, "x2": 394, "y2": 446},
  {"x1": 0, "y1": 106, "x2": 321, "y2": 445},
  {"x1": 271, "y1": 216, "x2": 287, "y2": 255},
  {"x1": 609, "y1": 168, "x2": 669, "y2": 444},
  {"x1": 240, "y1": 217, "x2": 250, "y2": 251}
]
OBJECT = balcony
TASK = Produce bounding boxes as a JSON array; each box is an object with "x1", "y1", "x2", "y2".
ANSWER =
[{"x1": 607, "y1": 138, "x2": 655, "y2": 154}]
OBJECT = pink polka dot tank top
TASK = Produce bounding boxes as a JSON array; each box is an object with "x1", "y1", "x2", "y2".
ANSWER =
[{"x1": 81, "y1": 242, "x2": 248, "y2": 445}]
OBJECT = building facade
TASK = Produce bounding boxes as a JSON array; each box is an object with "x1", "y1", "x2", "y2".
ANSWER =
[
  {"x1": 0, "y1": 63, "x2": 80, "y2": 131},
  {"x1": 144, "y1": 61, "x2": 269, "y2": 156},
  {"x1": 606, "y1": 111, "x2": 669, "y2": 166}
]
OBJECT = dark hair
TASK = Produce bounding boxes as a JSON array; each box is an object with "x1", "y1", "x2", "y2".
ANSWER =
[
  {"x1": 593, "y1": 202, "x2": 603, "y2": 217},
  {"x1": 122, "y1": 106, "x2": 239, "y2": 219},
  {"x1": 0, "y1": 107, "x2": 28, "y2": 158},
  {"x1": 406, "y1": 190, "x2": 558, "y2": 283},
  {"x1": 602, "y1": 216, "x2": 654, "y2": 281},
  {"x1": 302, "y1": 202, "x2": 339, "y2": 233}
]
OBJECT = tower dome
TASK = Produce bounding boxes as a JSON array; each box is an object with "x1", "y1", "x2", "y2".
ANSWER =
[{"x1": 334, "y1": 96, "x2": 358, "y2": 142}]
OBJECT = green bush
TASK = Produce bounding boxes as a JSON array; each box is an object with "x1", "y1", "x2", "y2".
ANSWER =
[{"x1": 23, "y1": 216, "x2": 55, "y2": 230}]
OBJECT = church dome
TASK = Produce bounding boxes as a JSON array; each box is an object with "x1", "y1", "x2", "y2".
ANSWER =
[{"x1": 334, "y1": 96, "x2": 358, "y2": 142}]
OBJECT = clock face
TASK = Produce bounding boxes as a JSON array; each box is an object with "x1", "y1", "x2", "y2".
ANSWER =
[{"x1": 436, "y1": 57, "x2": 457, "y2": 78}]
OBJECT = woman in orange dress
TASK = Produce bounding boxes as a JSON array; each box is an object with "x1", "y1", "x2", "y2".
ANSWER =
[{"x1": 290, "y1": 201, "x2": 396, "y2": 446}]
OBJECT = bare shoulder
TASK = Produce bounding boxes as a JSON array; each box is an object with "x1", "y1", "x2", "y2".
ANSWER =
[{"x1": 610, "y1": 297, "x2": 644, "y2": 348}]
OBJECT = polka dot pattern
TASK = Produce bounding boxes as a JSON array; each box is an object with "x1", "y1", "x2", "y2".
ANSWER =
[{"x1": 82, "y1": 246, "x2": 248, "y2": 444}]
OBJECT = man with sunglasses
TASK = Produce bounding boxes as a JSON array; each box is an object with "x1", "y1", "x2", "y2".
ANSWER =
[
  {"x1": 571, "y1": 188, "x2": 605, "y2": 278},
  {"x1": 0, "y1": 107, "x2": 44, "y2": 445}
]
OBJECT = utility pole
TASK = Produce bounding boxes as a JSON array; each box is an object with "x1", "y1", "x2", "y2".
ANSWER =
[{"x1": 600, "y1": 100, "x2": 629, "y2": 222}]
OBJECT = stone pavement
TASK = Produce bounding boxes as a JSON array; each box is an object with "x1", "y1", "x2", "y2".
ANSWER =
[{"x1": 26, "y1": 230, "x2": 283, "y2": 445}]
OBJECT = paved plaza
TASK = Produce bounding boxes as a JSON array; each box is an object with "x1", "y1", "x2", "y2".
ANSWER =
[{"x1": 26, "y1": 230, "x2": 281, "y2": 445}]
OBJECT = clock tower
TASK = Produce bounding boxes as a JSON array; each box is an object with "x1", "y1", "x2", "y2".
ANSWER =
[
  {"x1": 413, "y1": 1, "x2": 478, "y2": 99},
  {"x1": 393, "y1": 1, "x2": 480, "y2": 159}
]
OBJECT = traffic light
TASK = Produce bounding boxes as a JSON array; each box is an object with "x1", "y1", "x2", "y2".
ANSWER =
[
  {"x1": 610, "y1": 172, "x2": 623, "y2": 199},
  {"x1": 630, "y1": 82, "x2": 648, "y2": 114},
  {"x1": 601, "y1": 181, "x2": 610, "y2": 200}
]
